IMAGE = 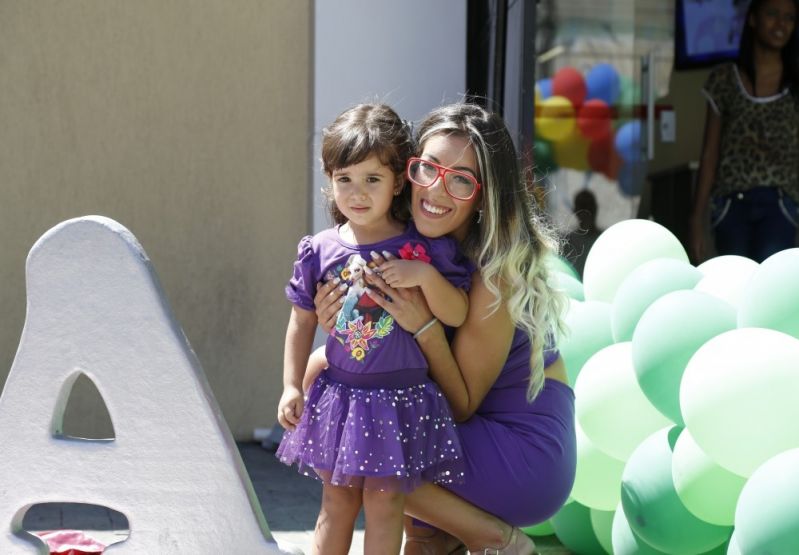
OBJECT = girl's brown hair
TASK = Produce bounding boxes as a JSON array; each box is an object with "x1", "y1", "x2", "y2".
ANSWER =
[{"x1": 321, "y1": 103, "x2": 414, "y2": 225}]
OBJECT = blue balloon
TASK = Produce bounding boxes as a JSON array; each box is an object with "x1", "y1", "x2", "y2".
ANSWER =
[
  {"x1": 586, "y1": 63, "x2": 621, "y2": 105},
  {"x1": 618, "y1": 161, "x2": 647, "y2": 197},
  {"x1": 614, "y1": 121, "x2": 642, "y2": 164},
  {"x1": 537, "y1": 78, "x2": 553, "y2": 100}
]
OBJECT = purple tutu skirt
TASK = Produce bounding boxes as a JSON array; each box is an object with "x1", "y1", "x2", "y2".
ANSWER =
[{"x1": 276, "y1": 366, "x2": 464, "y2": 492}]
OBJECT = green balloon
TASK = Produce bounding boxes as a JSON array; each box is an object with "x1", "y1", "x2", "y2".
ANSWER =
[
  {"x1": 534, "y1": 139, "x2": 559, "y2": 175},
  {"x1": 735, "y1": 448, "x2": 799, "y2": 554},
  {"x1": 575, "y1": 342, "x2": 671, "y2": 461},
  {"x1": 618, "y1": 75, "x2": 641, "y2": 107},
  {"x1": 572, "y1": 421, "x2": 625, "y2": 511},
  {"x1": 611, "y1": 258, "x2": 703, "y2": 342},
  {"x1": 613, "y1": 502, "x2": 731, "y2": 555},
  {"x1": 611, "y1": 502, "x2": 664, "y2": 555},
  {"x1": 548, "y1": 254, "x2": 580, "y2": 280},
  {"x1": 590, "y1": 508, "x2": 615, "y2": 554},
  {"x1": 553, "y1": 271, "x2": 585, "y2": 301},
  {"x1": 621, "y1": 427, "x2": 732, "y2": 554},
  {"x1": 521, "y1": 519, "x2": 555, "y2": 537},
  {"x1": 559, "y1": 300, "x2": 614, "y2": 385},
  {"x1": 726, "y1": 532, "x2": 743, "y2": 555},
  {"x1": 695, "y1": 255, "x2": 759, "y2": 309},
  {"x1": 615, "y1": 76, "x2": 641, "y2": 129},
  {"x1": 631, "y1": 290, "x2": 737, "y2": 425},
  {"x1": 583, "y1": 219, "x2": 688, "y2": 303},
  {"x1": 612, "y1": 503, "x2": 669, "y2": 555},
  {"x1": 738, "y1": 248, "x2": 799, "y2": 339},
  {"x1": 672, "y1": 429, "x2": 746, "y2": 526},
  {"x1": 551, "y1": 501, "x2": 607, "y2": 555},
  {"x1": 680, "y1": 328, "x2": 799, "y2": 477}
]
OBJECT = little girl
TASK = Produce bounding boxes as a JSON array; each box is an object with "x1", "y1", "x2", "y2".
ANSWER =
[{"x1": 276, "y1": 104, "x2": 472, "y2": 554}]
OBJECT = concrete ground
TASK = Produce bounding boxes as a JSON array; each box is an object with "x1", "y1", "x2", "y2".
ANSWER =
[{"x1": 21, "y1": 442, "x2": 570, "y2": 554}]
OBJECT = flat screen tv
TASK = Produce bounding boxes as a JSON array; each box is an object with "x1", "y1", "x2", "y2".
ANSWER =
[{"x1": 675, "y1": 0, "x2": 751, "y2": 70}]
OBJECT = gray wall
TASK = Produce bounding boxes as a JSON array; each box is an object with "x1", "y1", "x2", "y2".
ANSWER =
[{"x1": 0, "y1": 1, "x2": 312, "y2": 439}]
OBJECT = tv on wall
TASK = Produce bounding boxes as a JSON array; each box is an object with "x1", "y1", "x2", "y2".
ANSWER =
[{"x1": 675, "y1": 0, "x2": 751, "y2": 70}]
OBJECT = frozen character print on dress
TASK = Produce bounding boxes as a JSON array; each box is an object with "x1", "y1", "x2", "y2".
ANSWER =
[{"x1": 333, "y1": 254, "x2": 394, "y2": 362}]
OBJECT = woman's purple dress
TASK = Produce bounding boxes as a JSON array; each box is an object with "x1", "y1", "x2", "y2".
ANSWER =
[
  {"x1": 276, "y1": 224, "x2": 473, "y2": 492},
  {"x1": 442, "y1": 334, "x2": 576, "y2": 526}
]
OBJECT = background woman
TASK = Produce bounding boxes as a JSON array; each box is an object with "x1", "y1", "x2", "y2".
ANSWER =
[{"x1": 690, "y1": 0, "x2": 799, "y2": 263}]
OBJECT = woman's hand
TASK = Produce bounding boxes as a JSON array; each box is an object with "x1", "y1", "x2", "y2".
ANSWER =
[
  {"x1": 314, "y1": 279, "x2": 346, "y2": 334},
  {"x1": 364, "y1": 267, "x2": 434, "y2": 335}
]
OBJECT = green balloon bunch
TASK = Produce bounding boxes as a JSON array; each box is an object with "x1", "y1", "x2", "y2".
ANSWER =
[{"x1": 553, "y1": 220, "x2": 799, "y2": 554}]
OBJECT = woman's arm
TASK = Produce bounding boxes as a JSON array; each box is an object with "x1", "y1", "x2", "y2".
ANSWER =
[
  {"x1": 303, "y1": 345, "x2": 328, "y2": 392},
  {"x1": 366, "y1": 272, "x2": 514, "y2": 421},
  {"x1": 690, "y1": 103, "x2": 722, "y2": 263}
]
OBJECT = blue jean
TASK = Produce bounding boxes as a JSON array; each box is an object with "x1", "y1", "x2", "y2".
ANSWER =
[{"x1": 711, "y1": 186, "x2": 798, "y2": 263}]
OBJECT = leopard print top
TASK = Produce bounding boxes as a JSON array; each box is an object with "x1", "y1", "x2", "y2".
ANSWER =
[{"x1": 702, "y1": 63, "x2": 799, "y2": 203}]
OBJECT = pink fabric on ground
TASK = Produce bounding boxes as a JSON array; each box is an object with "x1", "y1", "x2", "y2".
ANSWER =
[{"x1": 35, "y1": 530, "x2": 106, "y2": 554}]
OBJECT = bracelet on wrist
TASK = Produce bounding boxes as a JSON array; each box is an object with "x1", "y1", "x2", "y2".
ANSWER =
[{"x1": 413, "y1": 317, "x2": 439, "y2": 340}]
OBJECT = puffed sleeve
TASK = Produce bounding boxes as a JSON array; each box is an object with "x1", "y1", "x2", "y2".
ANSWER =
[
  {"x1": 701, "y1": 63, "x2": 729, "y2": 116},
  {"x1": 426, "y1": 235, "x2": 476, "y2": 291},
  {"x1": 284, "y1": 235, "x2": 317, "y2": 311}
]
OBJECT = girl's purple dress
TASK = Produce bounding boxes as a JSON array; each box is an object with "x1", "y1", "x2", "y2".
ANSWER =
[{"x1": 276, "y1": 223, "x2": 473, "y2": 492}]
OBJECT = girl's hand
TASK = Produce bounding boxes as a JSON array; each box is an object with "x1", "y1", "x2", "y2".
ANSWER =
[
  {"x1": 377, "y1": 259, "x2": 430, "y2": 288},
  {"x1": 364, "y1": 269, "x2": 434, "y2": 335},
  {"x1": 314, "y1": 279, "x2": 346, "y2": 334},
  {"x1": 277, "y1": 386, "x2": 304, "y2": 431}
]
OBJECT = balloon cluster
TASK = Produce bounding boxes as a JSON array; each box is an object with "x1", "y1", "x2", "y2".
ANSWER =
[
  {"x1": 527, "y1": 221, "x2": 799, "y2": 554},
  {"x1": 535, "y1": 64, "x2": 645, "y2": 197}
]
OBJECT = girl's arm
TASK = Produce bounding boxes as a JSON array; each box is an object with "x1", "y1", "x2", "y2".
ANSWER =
[
  {"x1": 690, "y1": 103, "x2": 722, "y2": 263},
  {"x1": 374, "y1": 259, "x2": 469, "y2": 327},
  {"x1": 365, "y1": 272, "x2": 512, "y2": 421},
  {"x1": 277, "y1": 306, "x2": 317, "y2": 431}
]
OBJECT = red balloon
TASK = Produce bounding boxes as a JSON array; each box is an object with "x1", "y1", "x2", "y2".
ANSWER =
[
  {"x1": 577, "y1": 99, "x2": 612, "y2": 140},
  {"x1": 552, "y1": 67, "x2": 587, "y2": 107},
  {"x1": 588, "y1": 133, "x2": 621, "y2": 180}
]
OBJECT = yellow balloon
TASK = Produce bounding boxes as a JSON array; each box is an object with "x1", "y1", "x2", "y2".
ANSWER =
[
  {"x1": 536, "y1": 95, "x2": 575, "y2": 142},
  {"x1": 553, "y1": 130, "x2": 590, "y2": 171}
]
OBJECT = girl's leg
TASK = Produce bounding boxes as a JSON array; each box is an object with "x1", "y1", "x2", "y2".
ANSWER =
[
  {"x1": 404, "y1": 482, "x2": 529, "y2": 553},
  {"x1": 312, "y1": 483, "x2": 362, "y2": 555},
  {"x1": 362, "y1": 488, "x2": 404, "y2": 555}
]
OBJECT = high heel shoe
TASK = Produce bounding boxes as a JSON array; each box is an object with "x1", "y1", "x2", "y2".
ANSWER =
[{"x1": 468, "y1": 527, "x2": 536, "y2": 555}]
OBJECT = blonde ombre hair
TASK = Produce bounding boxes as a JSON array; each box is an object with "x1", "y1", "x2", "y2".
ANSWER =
[{"x1": 416, "y1": 103, "x2": 567, "y2": 400}]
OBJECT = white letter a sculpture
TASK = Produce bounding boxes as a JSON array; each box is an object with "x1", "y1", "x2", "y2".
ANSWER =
[{"x1": 0, "y1": 217, "x2": 291, "y2": 553}]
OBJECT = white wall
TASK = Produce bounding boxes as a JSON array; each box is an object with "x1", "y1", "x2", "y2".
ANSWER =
[
  {"x1": 313, "y1": 0, "x2": 467, "y2": 234},
  {"x1": 309, "y1": 1, "x2": 467, "y2": 350}
]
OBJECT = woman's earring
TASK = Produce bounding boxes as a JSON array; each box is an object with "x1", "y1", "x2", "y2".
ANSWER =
[
  {"x1": 476, "y1": 209, "x2": 483, "y2": 224},
  {"x1": 394, "y1": 189, "x2": 401, "y2": 196}
]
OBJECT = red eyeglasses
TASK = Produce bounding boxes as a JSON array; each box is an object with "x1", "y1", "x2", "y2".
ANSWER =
[{"x1": 406, "y1": 157, "x2": 481, "y2": 201}]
